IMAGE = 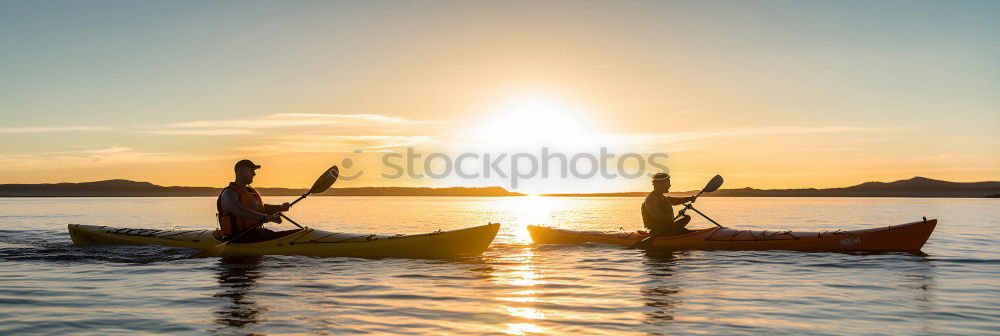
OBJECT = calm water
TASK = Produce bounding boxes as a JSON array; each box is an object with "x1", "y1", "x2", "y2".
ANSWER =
[{"x1": 0, "y1": 196, "x2": 997, "y2": 335}]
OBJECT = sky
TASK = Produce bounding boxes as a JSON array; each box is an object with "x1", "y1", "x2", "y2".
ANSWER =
[{"x1": 1, "y1": 0, "x2": 998, "y2": 193}]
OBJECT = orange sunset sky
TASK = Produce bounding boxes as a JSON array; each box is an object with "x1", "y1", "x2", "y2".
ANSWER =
[{"x1": 1, "y1": 1, "x2": 997, "y2": 194}]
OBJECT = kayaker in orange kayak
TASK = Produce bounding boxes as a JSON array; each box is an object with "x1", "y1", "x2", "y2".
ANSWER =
[
  {"x1": 216, "y1": 160, "x2": 291, "y2": 243},
  {"x1": 641, "y1": 173, "x2": 696, "y2": 236}
]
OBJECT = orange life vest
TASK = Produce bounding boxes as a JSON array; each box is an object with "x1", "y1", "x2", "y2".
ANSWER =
[{"x1": 217, "y1": 182, "x2": 265, "y2": 236}]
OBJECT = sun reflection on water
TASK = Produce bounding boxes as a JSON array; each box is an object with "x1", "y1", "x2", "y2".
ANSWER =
[
  {"x1": 494, "y1": 195, "x2": 572, "y2": 244},
  {"x1": 504, "y1": 322, "x2": 544, "y2": 335},
  {"x1": 507, "y1": 307, "x2": 546, "y2": 319},
  {"x1": 492, "y1": 247, "x2": 547, "y2": 335},
  {"x1": 506, "y1": 264, "x2": 545, "y2": 287},
  {"x1": 500, "y1": 290, "x2": 540, "y2": 303}
]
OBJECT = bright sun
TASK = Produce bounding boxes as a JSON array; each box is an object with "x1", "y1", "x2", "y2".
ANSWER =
[
  {"x1": 447, "y1": 93, "x2": 619, "y2": 194},
  {"x1": 467, "y1": 93, "x2": 596, "y2": 151}
]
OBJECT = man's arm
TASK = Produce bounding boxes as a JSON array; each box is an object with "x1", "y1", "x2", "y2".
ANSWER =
[
  {"x1": 221, "y1": 189, "x2": 268, "y2": 222},
  {"x1": 262, "y1": 202, "x2": 290, "y2": 215},
  {"x1": 666, "y1": 196, "x2": 695, "y2": 205}
]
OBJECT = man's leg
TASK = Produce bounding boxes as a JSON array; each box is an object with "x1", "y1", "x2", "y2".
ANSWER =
[
  {"x1": 675, "y1": 215, "x2": 693, "y2": 234},
  {"x1": 657, "y1": 215, "x2": 692, "y2": 236},
  {"x1": 675, "y1": 215, "x2": 691, "y2": 229}
]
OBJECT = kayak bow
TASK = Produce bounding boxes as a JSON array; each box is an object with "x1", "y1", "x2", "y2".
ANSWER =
[
  {"x1": 69, "y1": 223, "x2": 500, "y2": 259},
  {"x1": 528, "y1": 219, "x2": 936, "y2": 252}
]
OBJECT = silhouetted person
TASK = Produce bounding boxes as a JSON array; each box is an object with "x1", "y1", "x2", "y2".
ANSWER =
[
  {"x1": 216, "y1": 160, "x2": 292, "y2": 243},
  {"x1": 641, "y1": 173, "x2": 695, "y2": 236}
]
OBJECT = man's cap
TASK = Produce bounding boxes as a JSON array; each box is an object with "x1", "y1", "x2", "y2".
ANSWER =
[
  {"x1": 235, "y1": 159, "x2": 261, "y2": 170},
  {"x1": 651, "y1": 172, "x2": 670, "y2": 182}
]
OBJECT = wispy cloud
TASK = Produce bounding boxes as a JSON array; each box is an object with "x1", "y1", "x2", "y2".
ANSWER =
[
  {"x1": 539, "y1": 126, "x2": 887, "y2": 154},
  {"x1": 0, "y1": 126, "x2": 111, "y2": 134},
  {"x1": 614, "y1": 126, "x2": 882, "y2": 146},
  {"x1": 145, "y1": 129, "x2": 256, "y2": 136},
  {"x1": 238, "y1": 135, "x2": 439, "y2": 153},
  {"x1": 0, "y1": 146, "x2": 199, "y2": 171},
  {"x1": 161, "y1": 113, "x2": 422, "y2": 130},
  {"x1": 141, "y1": 113, "x2": 438, "y2": 137}
]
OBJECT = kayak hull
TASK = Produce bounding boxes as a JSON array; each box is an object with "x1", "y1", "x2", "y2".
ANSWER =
[
  {"x1": 528, "y1": 219, "x2": 936, "y2": 252},
  {"x1": 69, "y1": 223, "x2": 500, "y2": 258}
]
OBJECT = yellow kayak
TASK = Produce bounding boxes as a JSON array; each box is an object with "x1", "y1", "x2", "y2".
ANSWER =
[{"x1": 68, "y1": 223, "x2": 500, "y2": 258}]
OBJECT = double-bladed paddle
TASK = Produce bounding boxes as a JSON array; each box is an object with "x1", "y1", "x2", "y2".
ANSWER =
[
  {"x1": 192, "y1": 165, "x2": 340, "y2": 258},
  {"x1": 627, "y1": 175, "x2": 724, "y2": 249}
]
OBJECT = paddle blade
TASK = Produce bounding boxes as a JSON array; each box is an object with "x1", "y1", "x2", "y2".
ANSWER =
[
  {"x1": 626, "y1": 237, "x2": 650, "y2": 249},
  {"x1": 702, "y1": 175, "x2": 724, "y2": 193},
  {"x1": 191, "y1": 243, "x2": 227, "y2": 258},
  {"x1": 308, "y1": 165, "x2": 339, "y2": 194}
]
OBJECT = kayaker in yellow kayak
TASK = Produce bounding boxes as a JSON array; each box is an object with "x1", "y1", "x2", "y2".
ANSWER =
[
  {"x1": 641, "y1": 173, "x2": 696, "y2": 236},
  {"x1": 216, "y1": 159, "x2": 292, "y2": 243}
]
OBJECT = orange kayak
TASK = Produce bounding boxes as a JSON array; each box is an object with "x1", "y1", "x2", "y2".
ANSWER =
[{"x1": 528, "y1": 219, "x2": 937, "y2": 252}]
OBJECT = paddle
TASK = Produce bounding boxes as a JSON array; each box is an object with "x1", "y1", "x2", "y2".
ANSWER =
[
  {"x1": 192, "y1": 165, "x2": 340, "y2": 258},
  {"x1": 627, "y1": 175, "x2": 724, "y2": 249}
]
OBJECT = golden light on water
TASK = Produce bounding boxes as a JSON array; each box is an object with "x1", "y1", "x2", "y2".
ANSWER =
[
  {"x1": 498, "y1": 248, "x2": 546, "y2": 288},
  {"x1": 507, "y1": 307, "x2": 546, "y2": 320},
  {"x1": 503, "y1": 322, "x2": 544, "y2": 336},
  {"x1": 492, "y1": 247, "x2": 547, "y2": 335},
  {"x1": 506, "y1": 265, "x2": 545, "y2": 287},
  {"x1": 494, "y1": 195, "x2": 569, "y2": 244},
  {"x1": 501, "y1": 290, "x2": 540, "y2": 303}
]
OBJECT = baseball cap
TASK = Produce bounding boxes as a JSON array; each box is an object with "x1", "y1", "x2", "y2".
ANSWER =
[{"x1": 234, "y1": 159, "x2": 261, "y2": 170}]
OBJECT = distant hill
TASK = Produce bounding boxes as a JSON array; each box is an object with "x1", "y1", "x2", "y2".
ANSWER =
[
  {"x1": 0, "y1": 180, "x2": 524, "y2": 197},
  {"x1": 2, "y1": 177, "x2": 996, "y2": 198},
  {"x1": 541, "y1": 177, "x2": 1000, "y2": 198}
]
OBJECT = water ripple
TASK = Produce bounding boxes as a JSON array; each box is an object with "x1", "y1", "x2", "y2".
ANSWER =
[{"x1": 0, "y1": 197, "x2": 998, "y2": 335}]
